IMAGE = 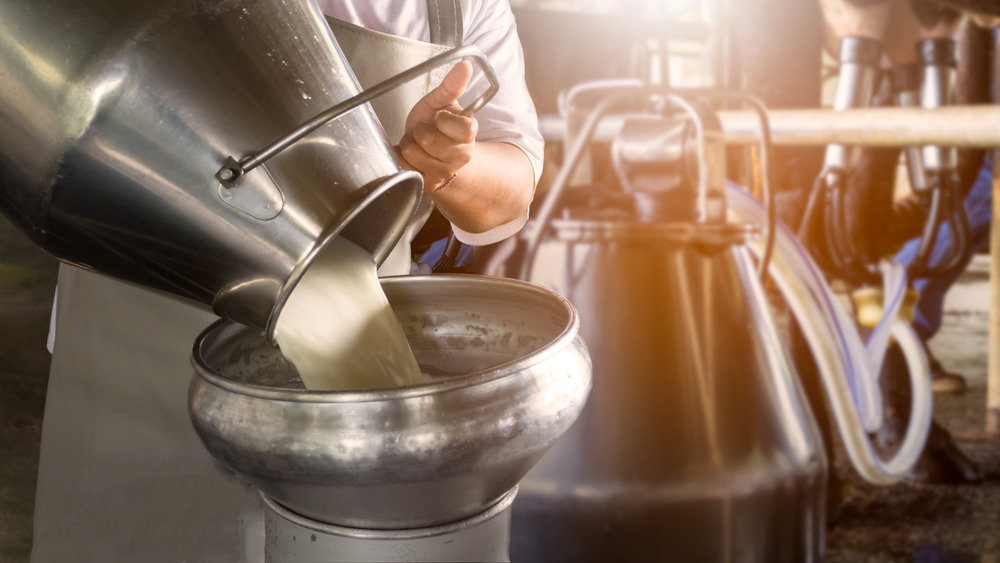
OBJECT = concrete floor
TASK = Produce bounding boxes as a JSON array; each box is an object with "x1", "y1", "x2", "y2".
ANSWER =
[
  {"x1": 0, "y1": 216, "x2": 57, "y2": 563},
  {"x1": 0, "y1": 211, "x2": 997, "y2": 562},
  {"x1": 825, "y1": 254, "x2": 1000, "y2": 562}
]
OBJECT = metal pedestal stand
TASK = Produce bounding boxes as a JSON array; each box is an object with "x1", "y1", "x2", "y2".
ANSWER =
[{"x1": 262, "y1": 488, "x2": 517, "y2": 563}]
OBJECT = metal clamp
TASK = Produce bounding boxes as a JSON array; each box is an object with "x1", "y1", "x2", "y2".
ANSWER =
[{"x1": 216, "y1": 45, "x2": 500, "y2": 187}]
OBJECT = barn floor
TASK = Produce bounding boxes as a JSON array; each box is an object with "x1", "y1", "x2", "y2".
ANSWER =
[{"x1": 824, "y1": 253, "x2": 1000, "y2": 563}]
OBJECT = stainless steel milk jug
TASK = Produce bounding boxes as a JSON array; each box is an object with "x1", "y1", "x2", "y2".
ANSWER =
[{"x1": 0, "y1": 0, "x2": 489, "y2": 333}]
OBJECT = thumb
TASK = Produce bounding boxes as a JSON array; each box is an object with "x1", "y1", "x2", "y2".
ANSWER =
[{"x1": 406, "y1": 61, "x2": 473, "y2": 129}]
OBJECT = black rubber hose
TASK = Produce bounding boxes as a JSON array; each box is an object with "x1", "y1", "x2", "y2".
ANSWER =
[
  {"x1": 907, "y1": 188, "x2": 944, "y2": 278},
  {"x1": 432, "y1": 231, "x2": 464, "y2": 273},
  {"x1": 797, "y1": 172, "x2": 828, "y2": 243},
  {"x1": 825, "y1": 184, "x2": 855, "y2": 275},
  {"x1": 924, "y1": 181, "x2": 971, "y2": 279}
]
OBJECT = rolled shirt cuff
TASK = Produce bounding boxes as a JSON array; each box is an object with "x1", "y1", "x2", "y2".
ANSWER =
[{"x1": 451, "y1": 212, "x2": 528, "y2": 246}]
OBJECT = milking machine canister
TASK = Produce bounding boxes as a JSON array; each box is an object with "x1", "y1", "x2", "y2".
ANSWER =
[
  {"x1": 502, "y1": 82, "x2": 934, "y2": 562},
  {"x1": 503, "y1": 86, "x2": 827, "y2": 562}
]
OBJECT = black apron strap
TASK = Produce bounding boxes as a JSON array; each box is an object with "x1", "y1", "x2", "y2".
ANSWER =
[{"x1": 427, "y1": 0, "x2": 464, "y2": 47}]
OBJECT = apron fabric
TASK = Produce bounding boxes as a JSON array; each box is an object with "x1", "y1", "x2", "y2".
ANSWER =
[
  {"x1": 32, "y1": 13, "x2": 456, "y2": 563},
  {"x1": 326, "y1": 17, "x2": 453, "y2": 277}
]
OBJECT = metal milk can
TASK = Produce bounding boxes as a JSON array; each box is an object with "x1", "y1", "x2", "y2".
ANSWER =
[
  {"x1": 0, "y1": 0, "x2": 494, "y2": 336},
  {"x1": 505, "y1": 87, "x2": 828, "y2": 562}
]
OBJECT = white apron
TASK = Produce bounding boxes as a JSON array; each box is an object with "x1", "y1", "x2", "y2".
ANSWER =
[{"x1": 31, "y1": 11, "x2": 456, "y2": 563}]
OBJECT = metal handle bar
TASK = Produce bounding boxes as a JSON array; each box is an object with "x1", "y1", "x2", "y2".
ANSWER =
[
  {"x1": 519, "y1": 85, "x2": 776, "y2": 281},
  {"x1": 671, "y1": 89, "x2": 776, "y2": 279},
  {"x1": 216, "y1": 45, "x2": 500, "y2": 187}
]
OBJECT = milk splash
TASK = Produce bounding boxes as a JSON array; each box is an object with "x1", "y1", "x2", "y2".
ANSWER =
[{"x1": 274, "y1": 237, "x2": 428, "y2": 391}]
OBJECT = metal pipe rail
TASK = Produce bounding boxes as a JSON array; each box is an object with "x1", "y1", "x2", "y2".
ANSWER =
[
  {"x1": 720, "y1": 105, "x2": 1000, "y2": 147},
  {"x1": 540, "y1": 105, "x2": 1000, "y2": 148}
]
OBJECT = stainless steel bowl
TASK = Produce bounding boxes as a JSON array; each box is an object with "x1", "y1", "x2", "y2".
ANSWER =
[{"x1": 189, "y1": 275, "x2": 592, "y2": 529}]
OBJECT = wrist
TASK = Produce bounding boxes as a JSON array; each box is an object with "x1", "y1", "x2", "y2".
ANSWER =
[{"x1": 431, "y1": 173, "x2": 458, "y2": 193}]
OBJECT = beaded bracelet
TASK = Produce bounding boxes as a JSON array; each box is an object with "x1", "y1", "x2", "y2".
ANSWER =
[{"x1": 432, "y1": 173, "x2": 458, "y2": 193}]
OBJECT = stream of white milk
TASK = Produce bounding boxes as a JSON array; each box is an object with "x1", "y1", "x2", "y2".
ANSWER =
[{"x1": 274, "y1": 237, "x2": 429, "y2": 391}]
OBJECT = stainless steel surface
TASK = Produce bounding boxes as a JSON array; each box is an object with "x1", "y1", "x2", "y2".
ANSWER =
[
  {"x1": 542, "y1": 105, "x2": 1000, "y2": 147},
  {"x1": 512, "y1": 216, "x2": 827, "y2": 562},
  {"x1": 664, "y1": 95, "x2": 728, "y2": 224},
  {"x1": 525, "y1": 85, "x2": 733, "y2": 282},
  {"x1": 823, "y1": 59, "x2": 878, "y2": 170},
  {"x1": 920, "y1": 63, "x2": 958, "y2": 172},
  {"x1": 189, "y1": 275, "x2": 592, "y2": 529},
  {"x1": 511, "y1": 83, "x2": 823, "y2": 558},
  {"x1": 611, "y1": 117, "x2": 689, "y2": 178},
  {"x1": 262, "y1": 488, "x2": 516, "y2": 562},
  {"x1": 217, "y1": 45, "x2": 500, "y2": 186},
  {"x1": 831, "y1": 64, "x2": 878, "y2": 111},
  {"x1": 0, "y1": 0, "x2": 422, "y2": 332},
  {"x1": 895, "y1": 88, "x2": 930, "y2": 193},
  {"x1": 824, "y1": 37, "x2": 879, "y2": 174}
]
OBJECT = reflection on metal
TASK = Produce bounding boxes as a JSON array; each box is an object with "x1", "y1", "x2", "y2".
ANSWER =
[
  {"x1": 511, "y1": 84, "x2": 826, "y2": 562},
  {"x1": 893, "y1": 64, "x2": 930, "y2": 193},
  {"x1": 261, "y1": 489, "x2": 517, "y2": 563},
  {"x1": 190, "y1": 276, "x2": 592, "y2": 531},
  {"x1": 0, "y1": 0, "x2": 423, "y2": 333},
  {"x1": 822, "y1": 36, "x2": 882, "y2": 171},
  {"x1": 512, "y1": 217, "x2": 826, "y2": 562},
  {"x1": 215, "y1": 45, "x2": 499, "y2": 187}
]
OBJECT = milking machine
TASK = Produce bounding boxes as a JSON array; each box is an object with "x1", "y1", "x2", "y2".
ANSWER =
[
  {"x1": 492, "y1": 81, "x2": 933, "y2": 562},
  {"x1": 799, "y1": 35, "x2": 884, "y2": 284},
  {"x1": 803, "y1": 35, "x2": 972, "y2": 306},
  {"x1": 903, "y1": 37, "x2": 973, "y2": 281},
  {"x1": 799, "y1": 33, "x2": 978, "y2": 481},
  {"x1": 800, "y1": 35, "x2": 974, "y2": 427}
]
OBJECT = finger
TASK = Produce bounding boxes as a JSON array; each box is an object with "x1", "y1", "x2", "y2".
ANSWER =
[
  {"x1": 433, "y1": 110, "x2": 478, "y2": 144},
  {"x1": 409, "y1": 121, "x2": 473, "y2": 165},
  {"x1": 398, "y1": 132, "x2": 457, "y2": 183},
  {"x1": 412, "y1": 61, "x2": 473, "y2": 117}
]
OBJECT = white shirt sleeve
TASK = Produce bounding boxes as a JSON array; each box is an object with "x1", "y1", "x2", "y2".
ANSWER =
[
  {"x1": 318, "y1": 0, "x2": 544, "y2": 246},
  {"x1": 452, "y1": 0, "x2": 543, "y2": 245}
]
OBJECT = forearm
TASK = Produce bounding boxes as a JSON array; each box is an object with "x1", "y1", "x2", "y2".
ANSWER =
[
  {"x1": 395, "y1": 61, "x2": 539, "y2": 238},
  {"x1": 428, "y1": 141, "x2": 536, "y2": 236}
]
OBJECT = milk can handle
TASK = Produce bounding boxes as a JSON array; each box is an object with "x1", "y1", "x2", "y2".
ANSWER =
[{"x1": 215, "y1": 45, "x2": 500, "y2": 187}]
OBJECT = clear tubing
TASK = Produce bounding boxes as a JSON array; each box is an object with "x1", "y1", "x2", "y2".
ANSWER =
[
  {"x1": 728, "y1": 183, "x2": 882, "y2": 430},
  {"x1": 727, "y1": 184, "x2": 933, "y2": 484},
  {"x1": 866, "y1": 262, "x2": 908, "y2": 380}
]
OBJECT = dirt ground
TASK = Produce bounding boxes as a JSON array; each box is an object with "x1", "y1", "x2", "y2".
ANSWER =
[
  {"x1": 0, "y1": 212, "x2": 997, "y2": 562},
  {"x1": 824, "y1": 256, "x2": 1000, "y2": 562},
  {"x1": 826, "y1": 392, "x2": 1000, "y2": 562}
]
